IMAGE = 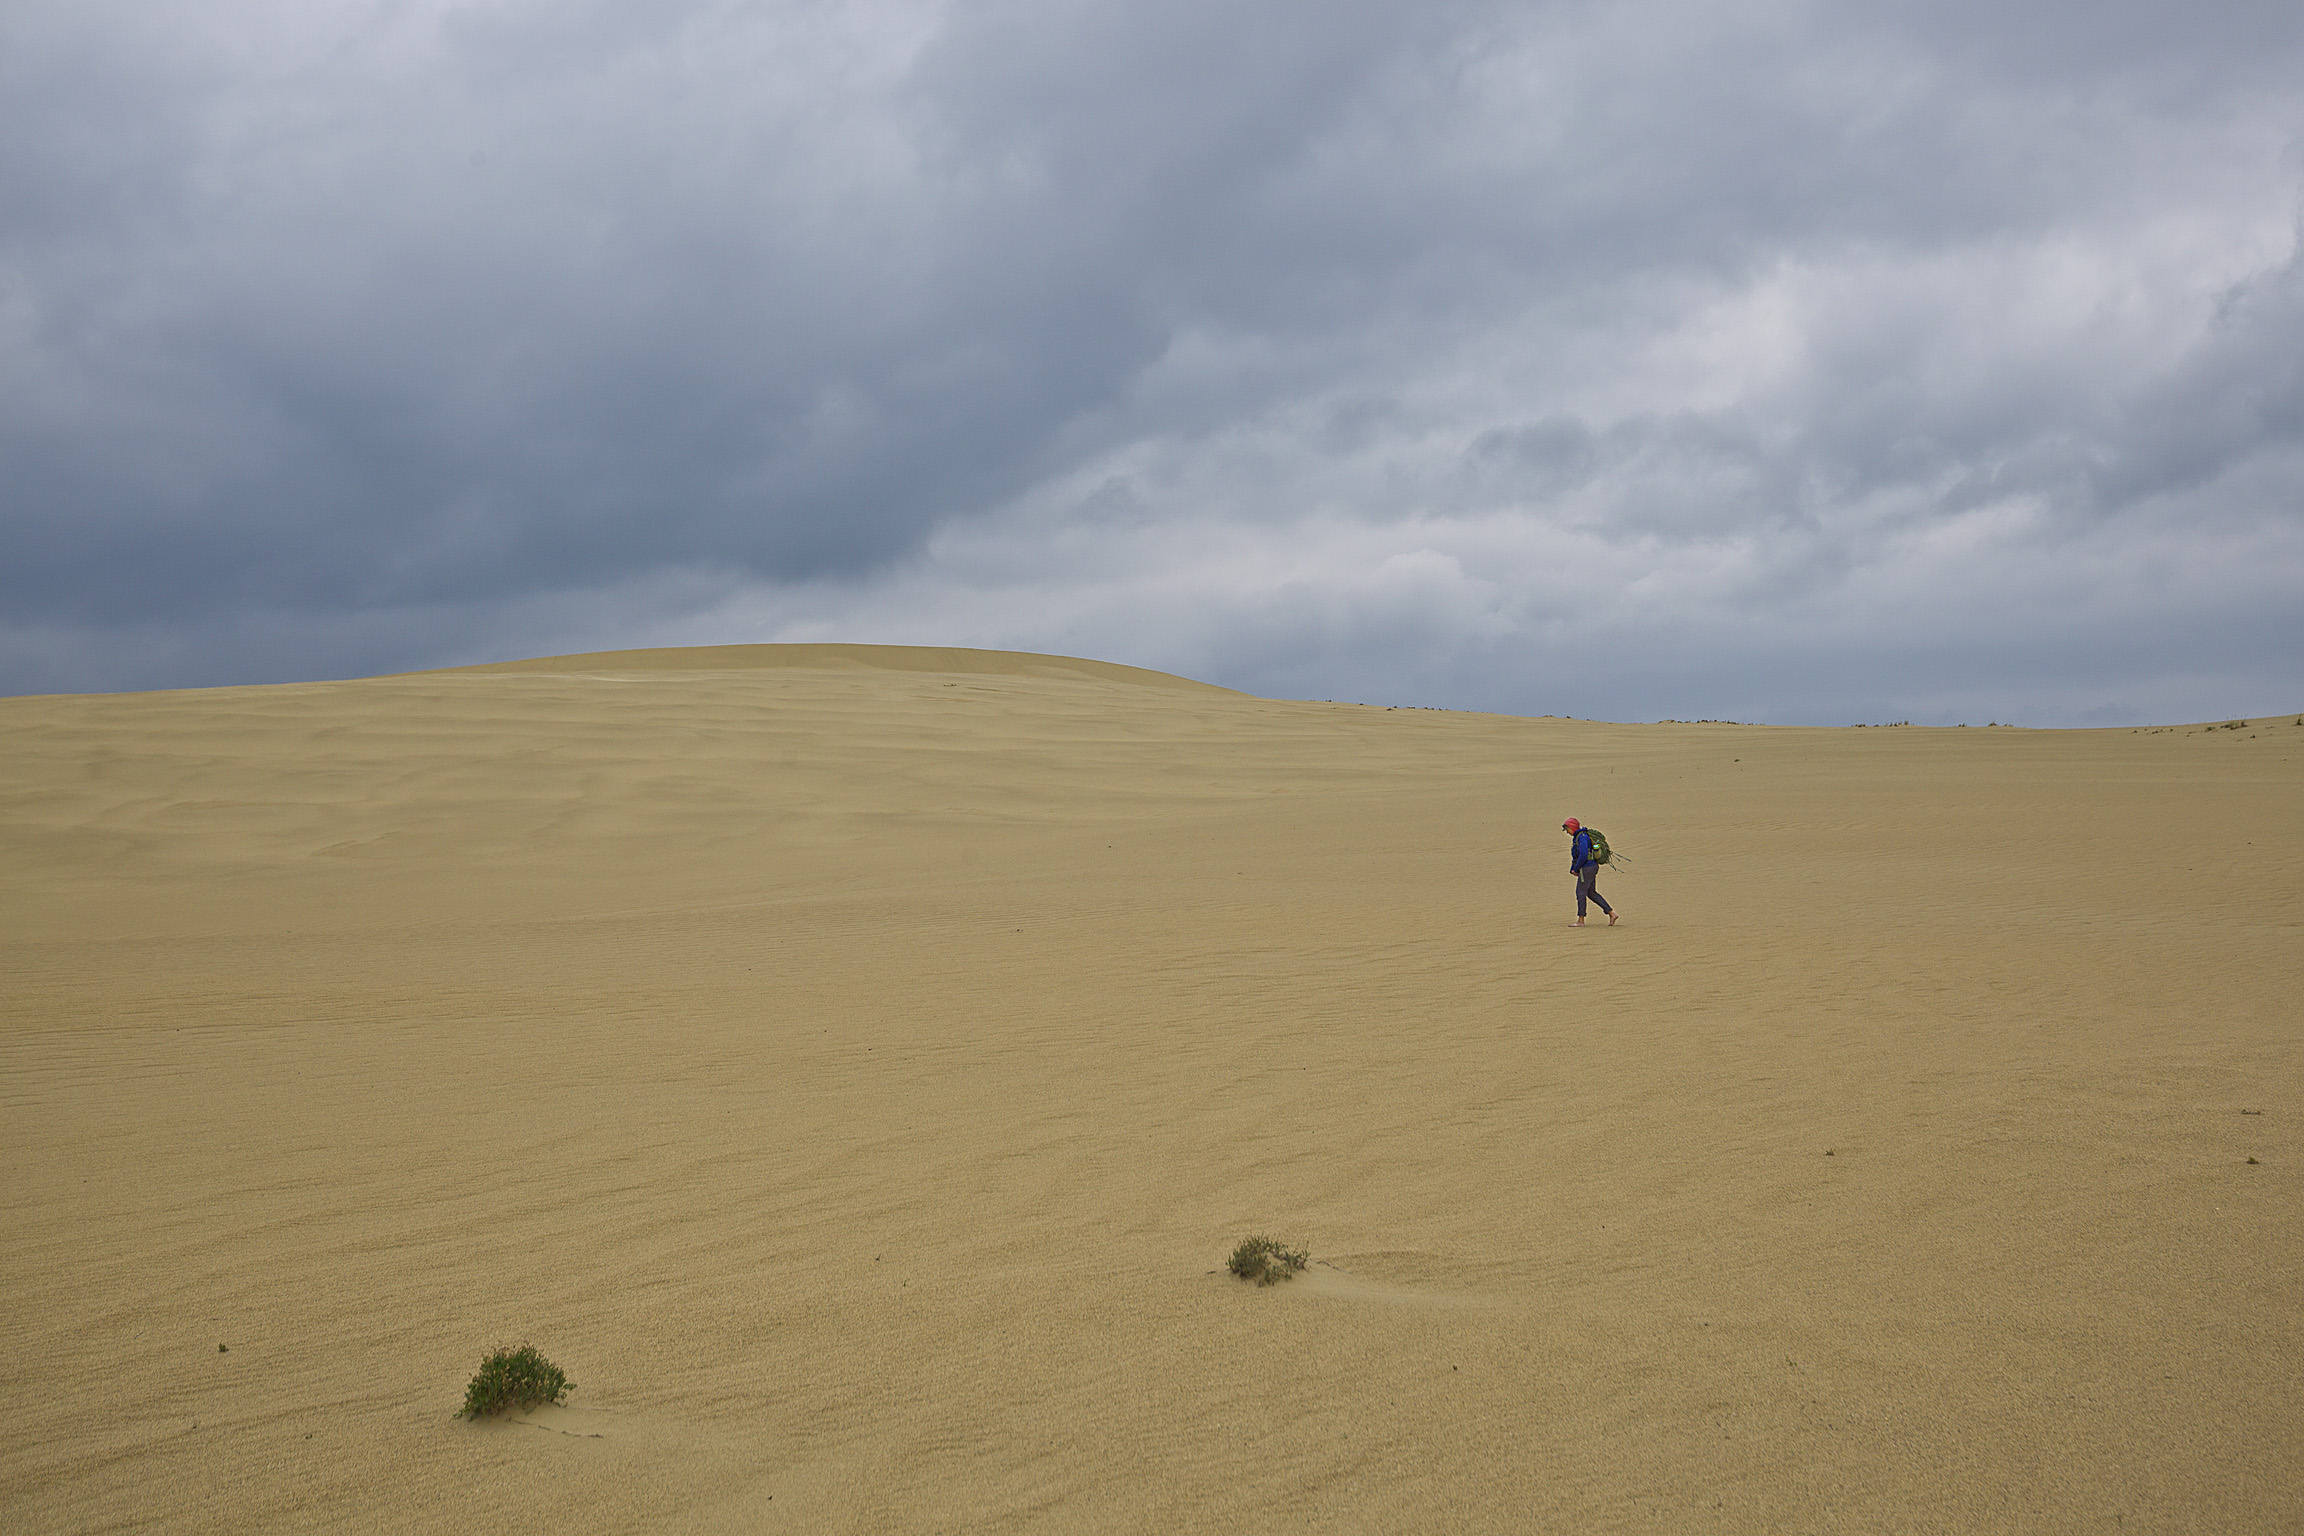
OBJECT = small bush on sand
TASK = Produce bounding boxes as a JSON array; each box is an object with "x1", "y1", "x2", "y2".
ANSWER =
[
  {"x1": 1228, "y1": 1235, "x2": 1309, "y2": 1286},
  {"x1": 460, "y1": 1344, "x2": 573, "y2": 1418}
]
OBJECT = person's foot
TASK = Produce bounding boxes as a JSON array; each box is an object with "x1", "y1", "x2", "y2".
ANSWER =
[
  {"x1": 1567, "y1": 918, "x2": 1585, "y2": 927},
  {"x1": 1607, "y1": 911, "x2": 1620, "y2": 926}
]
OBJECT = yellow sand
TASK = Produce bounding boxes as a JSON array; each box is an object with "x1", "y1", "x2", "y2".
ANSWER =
[{"x1": 3, "y1": 647, "x2": 2298, "y2": 1533}]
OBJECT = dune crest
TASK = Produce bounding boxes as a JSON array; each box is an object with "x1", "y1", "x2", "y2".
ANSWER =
[{"x1": 425, "y1": 641, "x2": 1240, "y2": 693}]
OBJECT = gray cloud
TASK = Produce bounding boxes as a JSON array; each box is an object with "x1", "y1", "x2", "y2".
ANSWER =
[{"x1": 2, "y1": 0, "x2": 2300, "y2": 720}]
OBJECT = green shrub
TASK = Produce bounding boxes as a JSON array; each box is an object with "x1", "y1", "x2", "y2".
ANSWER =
[
  {"x1": 459, "y1": 1343, "x2": 573, "y2": 1418},
  {"x1": 1227, "y1": 1235, "x2": 1308, "y2": 1286}
]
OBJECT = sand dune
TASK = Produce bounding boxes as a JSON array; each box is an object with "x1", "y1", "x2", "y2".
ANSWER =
[
  {"x1": 429, "y1": 642, "x2": 1243, "y2": 693},
  {"x1": 3, "y1": 649, "x2": 2298, "y2": 1533}
]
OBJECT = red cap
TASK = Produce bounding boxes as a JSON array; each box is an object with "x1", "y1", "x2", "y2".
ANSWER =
[{"x1": 1562, "y1": 817, "x2": 1580, "y2": 832}]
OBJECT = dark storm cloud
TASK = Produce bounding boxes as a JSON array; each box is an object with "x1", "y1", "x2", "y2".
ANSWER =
[
  {"x1": 5, "y1": 1, "x2": 1467, "y2": 618},
  {"x1": 2, "y1": 0, "x2": 2300, "y2": 715}
]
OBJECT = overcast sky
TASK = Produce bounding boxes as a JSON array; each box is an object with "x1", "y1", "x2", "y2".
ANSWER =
[{"x1": 4, "y1": 0, "x2": 2300, "y2": 722}]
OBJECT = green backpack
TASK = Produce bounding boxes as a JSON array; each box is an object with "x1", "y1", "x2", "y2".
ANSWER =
[{"x1": 1585, "y1": 827, "x2": 1612, "y2": 865}]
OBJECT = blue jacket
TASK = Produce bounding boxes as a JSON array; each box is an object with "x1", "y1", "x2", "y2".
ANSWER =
[{"x1": 1570, "y1": 829, "x2": 1596, "y2": 872}]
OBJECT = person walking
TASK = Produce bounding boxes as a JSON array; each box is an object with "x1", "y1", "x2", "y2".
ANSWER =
[{"x1": 1562, "y1": 817, "x2": 1617, "y2": 927}]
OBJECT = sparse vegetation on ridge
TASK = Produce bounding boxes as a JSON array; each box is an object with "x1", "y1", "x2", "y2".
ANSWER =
[
  {"x1": 1227, "y1": 1235, "x2": 1309, "y2": 1285},
  {"x1": 459, "y1": 1344, "x2": 573, "y2": 1418}
]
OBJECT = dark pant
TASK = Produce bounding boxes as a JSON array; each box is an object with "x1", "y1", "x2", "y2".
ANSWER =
[{"x1": 1576, "y1": 865, "x2": 1611, "y2": 917}]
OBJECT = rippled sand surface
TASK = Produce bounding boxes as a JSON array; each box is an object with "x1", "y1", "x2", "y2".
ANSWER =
[{"x1": 4, "y1": 647, "x2": 2298, "y2": 1533}]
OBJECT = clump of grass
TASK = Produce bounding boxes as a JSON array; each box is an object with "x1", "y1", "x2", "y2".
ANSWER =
[
  {"x1": 1227, "y1": 1235, "x2": 1309, "y2": 1286},
  {"x1": 459, "y1": 1344, "x2": 573, "y2": 1418}
]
